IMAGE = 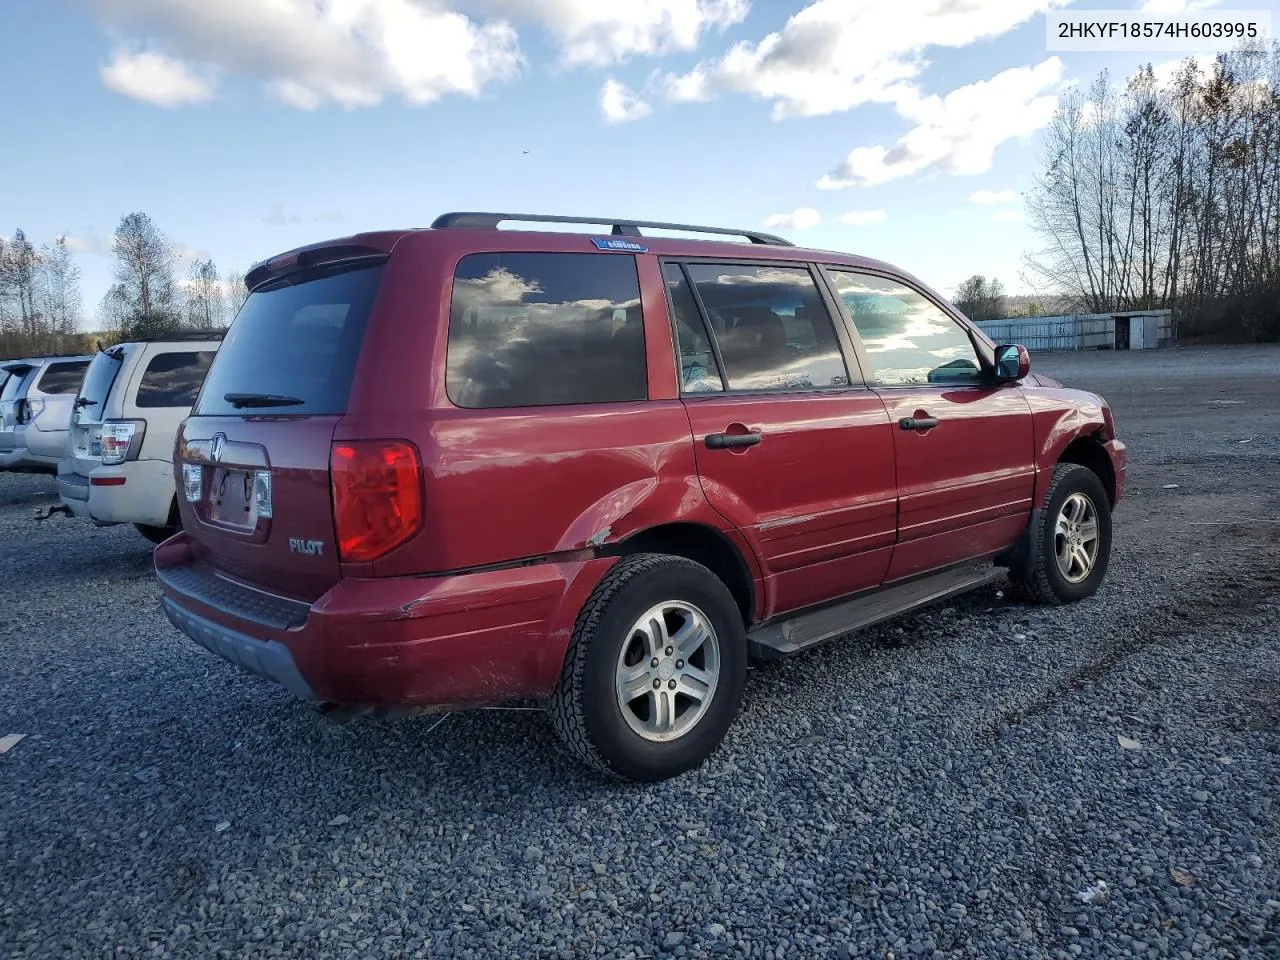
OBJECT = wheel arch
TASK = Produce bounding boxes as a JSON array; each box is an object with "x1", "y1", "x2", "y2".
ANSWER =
[
  {"x1": 1058, "y1": 434, "x2": 1116, "y2": 506},
  {"x1": 601, "y1": 522, "x2": 757, "y2": 627}
]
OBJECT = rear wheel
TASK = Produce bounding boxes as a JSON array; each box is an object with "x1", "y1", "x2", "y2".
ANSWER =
[
  {"x1": 550, "y1": 554, "x2": 746, "y2": 781},
  {"x1": 134, "y1": 523, "x2": 174, "y2": 545},
  {"x1": 1010, "y1": 463, "x2": 1112, "y2": 604}
]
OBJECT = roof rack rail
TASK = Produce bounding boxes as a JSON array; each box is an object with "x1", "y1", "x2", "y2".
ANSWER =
[{"x1": 430, "y1": 212, "x2": 795, "y2": 247}]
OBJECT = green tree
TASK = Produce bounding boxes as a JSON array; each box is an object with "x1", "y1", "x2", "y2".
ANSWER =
[{"x1": 953, "y1": 275, "x2": 1006, "y2": 320}]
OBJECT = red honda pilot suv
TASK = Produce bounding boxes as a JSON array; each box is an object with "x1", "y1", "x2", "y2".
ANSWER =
[{"x1": 156, "y1": 213, "x2": 1126, "y2": 782}]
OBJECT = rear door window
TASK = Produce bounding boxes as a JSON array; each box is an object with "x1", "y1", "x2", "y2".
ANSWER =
[
  {"x1": 446, "y1": 252, "x2": 646, "y2": 408},
  {"x1": 136, "y1": 351, "x2": 217, "y2": 408},
  {"x1": 664, "y1": 264, "x2": 724, "y2": 394},
  {"x1": 36, "y1": 360, "x2": 89, "y2": 395},
  {"x1": 194, "y1": 264, "x2": 383, "y2": 416},
  {"x1": 683, "y1": 263, "x2": 849, "y2": 392}
]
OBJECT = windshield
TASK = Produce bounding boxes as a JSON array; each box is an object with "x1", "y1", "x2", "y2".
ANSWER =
[
  {"x1": 193, "y1": 264, "x2": 383, "y2": 417},
  {"x1": 76, "y1": 351, "x2": 124, "y2": 418}
]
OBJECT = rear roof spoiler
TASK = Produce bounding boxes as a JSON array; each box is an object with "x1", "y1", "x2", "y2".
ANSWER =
[
  {"x1": 118, "y1": 331, "x2": 228, "y2": 345},
  {"x1": 245, "y1": 242, "x2": 389, "y2": 292}
]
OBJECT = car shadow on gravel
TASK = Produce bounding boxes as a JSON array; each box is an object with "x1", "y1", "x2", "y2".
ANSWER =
[
  {"x1": 47, "y1": 541, "x2": 156, "y2": 581},
  {"x1": 0, "y1": 473, "x2": 57, "y2": 507}
]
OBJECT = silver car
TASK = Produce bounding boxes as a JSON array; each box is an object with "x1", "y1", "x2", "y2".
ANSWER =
[{"x1": 0, "y1": 356, "x2": 92, "y2": 472}]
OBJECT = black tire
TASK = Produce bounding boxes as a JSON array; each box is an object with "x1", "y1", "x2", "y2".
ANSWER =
[
  {"x1": 1010, "y1": 463, "x2": 1112, "y2": 605},
  {"x1": 550, "y1": 553, "x2": 747, "y2": 782},
  {"x1": 134, "y1": 523, "x2": 174, "y2": 545}
]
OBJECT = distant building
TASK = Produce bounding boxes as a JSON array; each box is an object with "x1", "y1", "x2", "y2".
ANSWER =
[{"x1": 975, "y1": 309, "x2": 1174, "y2": 352}]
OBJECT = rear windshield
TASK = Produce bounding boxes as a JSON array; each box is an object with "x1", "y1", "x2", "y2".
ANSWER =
[
  {"x1": 37, "y1": 360, "x2": 89, "y2": 395},
  {"x1": 0, "y1": 371, "x2": 26, "y2": 402},
  {"x1": 193, "y1": 264, "x2": 383, "y2": 417},
  {"x1": 77, "y1": 351, "x2": 124, "y2": 416},
  {"x1": 136, "y1": 350, "x2": 216, "y2": 408}
]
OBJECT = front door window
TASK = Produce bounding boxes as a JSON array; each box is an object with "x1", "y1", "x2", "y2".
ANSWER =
[{"x1": 827, "y1": 271, "x2": 982, "y2": 387}]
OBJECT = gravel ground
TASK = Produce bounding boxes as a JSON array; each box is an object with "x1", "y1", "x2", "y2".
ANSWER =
[{"x1": 2, "y1": 344, "x2": 1278, "y2": 959}]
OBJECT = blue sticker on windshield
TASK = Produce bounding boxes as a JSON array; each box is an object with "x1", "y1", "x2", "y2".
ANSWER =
[{"x1": 592, "y1": 237, "x2": 648, "y2": 253}]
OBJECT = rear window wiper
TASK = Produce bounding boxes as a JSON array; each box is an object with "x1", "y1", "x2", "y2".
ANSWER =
[{"x1": 224, "y1": 392, "x2": 306, "y2": 409}]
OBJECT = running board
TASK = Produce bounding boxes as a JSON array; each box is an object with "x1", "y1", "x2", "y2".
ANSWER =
[{"x1": 748, "y1": 564, "x2": 1006, "y2": 659}]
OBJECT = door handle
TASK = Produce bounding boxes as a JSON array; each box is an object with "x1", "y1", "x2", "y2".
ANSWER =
[
  {"x1": 706, "y1": 431, "x2": 761, "y2": 449},
  {"x1": 899, "y1": 416, "x2": 939, "y2": 431}
]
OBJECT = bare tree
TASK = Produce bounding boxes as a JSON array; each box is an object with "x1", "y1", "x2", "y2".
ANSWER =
[
  {"x1": 96, "y1": 283, "x2": 131, "y2": 337},
  {"x1": 224, "y1": 267, "x2": 249, "y2": 316},
  {"x1": 186, "y1": 258, "x2": 225, "y2": 330},
  {"x1": 112, "y1": 211, "x2": 179, "y2": 337},
  {"x1": 39, "y1": 236, "x2": 83, "y2": 341},
  {"x1": 0, "y1": 235, "x2": 13, "y2": 350},
  {"x1": 0, "y1": 229, "x2": 43, "y2": 349},
  {"x1": 1024, "y1": 40, "x2": 1280, "y2": 341}
]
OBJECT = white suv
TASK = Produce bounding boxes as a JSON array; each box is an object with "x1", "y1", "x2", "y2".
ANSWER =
[
  {"x1": 0, "y1": 356, "x2": 92, "y2": 472},
  {"x1": 58, "y1": 335, "x2": 222, "y2": 543}
]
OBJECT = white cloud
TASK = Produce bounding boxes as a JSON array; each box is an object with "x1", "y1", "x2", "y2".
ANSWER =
[
  {"x1": 89, "y1": 0, "x2": 521, "y2": 109},
  {"x1": 662, "y1": 0, "x2": 1068, "y2": 120},
  {"x1": 173, "y1": 243, "x2": 210, "y2": 267},
  {"x1": 472, "y1": 0, "x2": 749, "y2": 66},
  {"x1": 1138, "y1": 0, "x2": 1221, "y2": 14},
  {"x1": 600, "y1": 78, "x2": 652, "y2": 122},
  {"x1": 837, "y1": 209, "x2": 886, "y2": 226},
  {"x1": 100, "y1": 48, "x2": 215, "y2": 106},
  {"x1": 969, "y1": 189, "x2": 1020, "y2": 205},
  {"x1": 763, "y1": 207, "x2": 821, "y2": 231},
  {"x1": 263, "y1": 204, "x2": 302, "y2": 227},
  {"x1": 63, "y1": 230, "x2": 113, "y2": 256},
  {"x1": 1147, "y1": 53, "x2": 1216, "y2": 90},
  {"x1": 818, "y1": 58, "x2": 1065, "y2": 188}
]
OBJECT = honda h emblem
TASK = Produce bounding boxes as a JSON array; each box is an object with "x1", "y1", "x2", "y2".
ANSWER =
[{"x1": 209, "y1": 433, "x2": 225, "y2": 463}]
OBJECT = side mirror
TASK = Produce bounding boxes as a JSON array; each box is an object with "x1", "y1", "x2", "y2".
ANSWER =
[{"x1": 994, "y1": 344, "x2": 1030, "y2": 383}]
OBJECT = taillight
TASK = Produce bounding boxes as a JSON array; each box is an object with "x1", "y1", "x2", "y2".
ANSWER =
[
  {"x1": 330, "y1": 440, "x2": 423, "y2": 563},
  {"x1": 101, "y1": 420, "x2": 146, "y2": 465},
  {"x1": 181, "y1": 463, "x2": 203, "y2": 502}
]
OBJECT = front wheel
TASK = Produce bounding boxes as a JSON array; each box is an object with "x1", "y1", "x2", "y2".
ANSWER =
[
  {"x1": 550, "y1": 554, "x2": 747, "y2": 782},
  {"x1": 1010, "y1": 463, "x2": 1112, "y2": 604}
]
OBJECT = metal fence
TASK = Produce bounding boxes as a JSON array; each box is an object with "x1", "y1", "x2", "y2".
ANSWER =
[{"x1": 974, "y1": 310, "x2": 1174, "y2": 352}]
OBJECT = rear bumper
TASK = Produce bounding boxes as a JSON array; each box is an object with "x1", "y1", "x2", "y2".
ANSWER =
[
  {"x1": 154, "y1": 533, "x2": 616, "y2": 708},
  {"x1": 161, "y1": 596, "x2": 316, "y2": 699},
  {"x1": 57, "y1": 458, "x2": 174, "y2": 527},
  {"x1": 1, "y1": 425, "x2": 61, "y2": 469},
  {"x1": 0, "y1": 447, "x2": 54, "y2": 473}
]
